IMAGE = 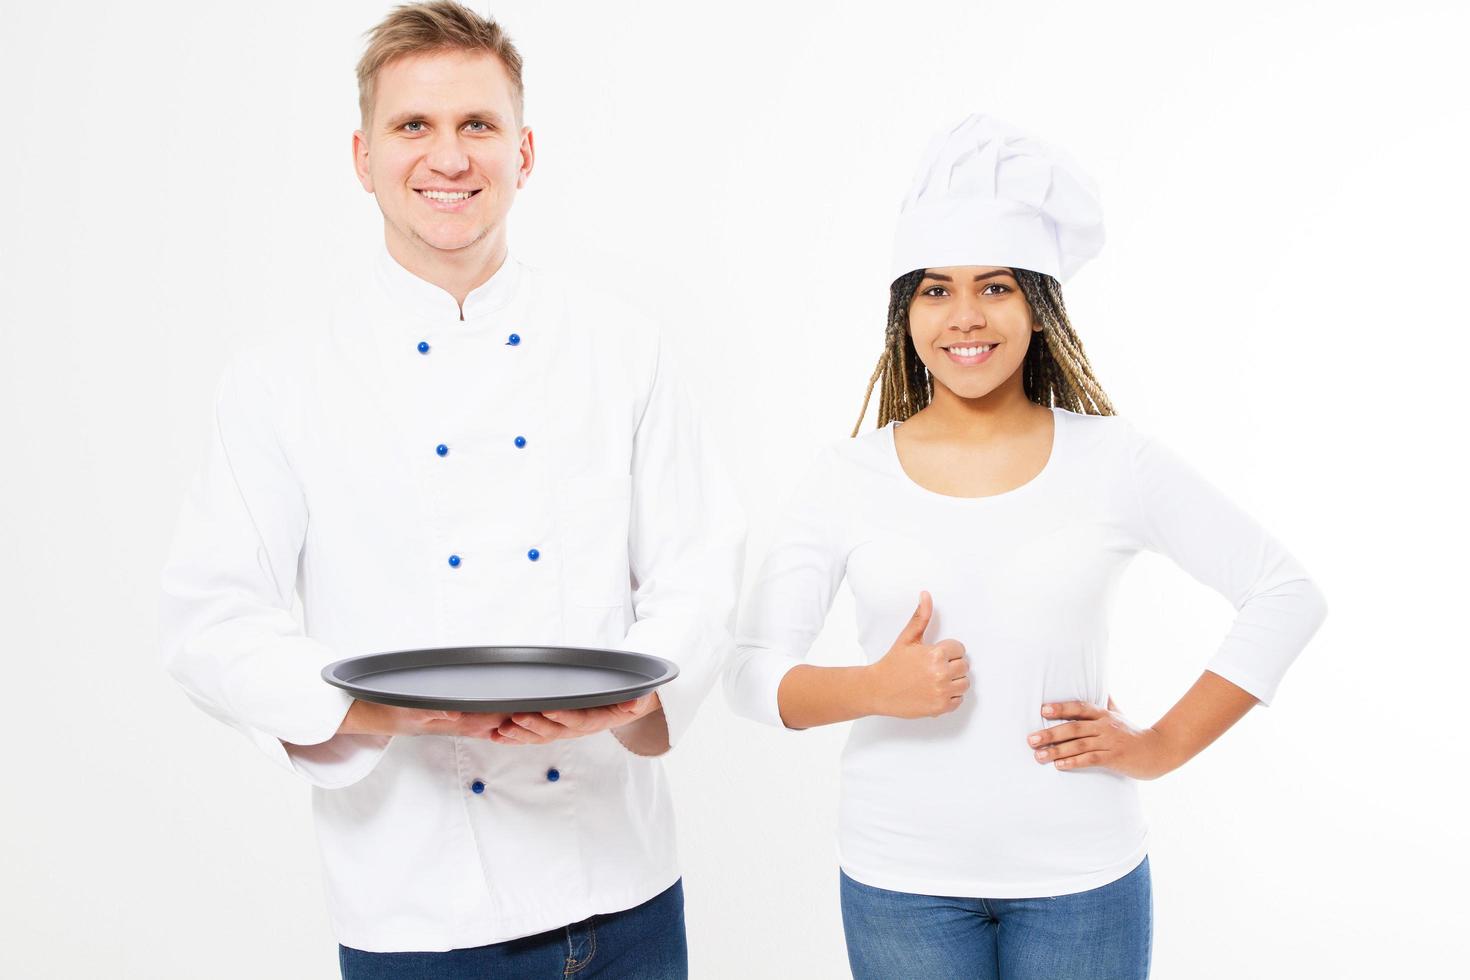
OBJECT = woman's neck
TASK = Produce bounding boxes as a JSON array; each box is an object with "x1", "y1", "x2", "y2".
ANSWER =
[{"x1": 907, "y1": 375, "x2": 1048, "y2": 442}]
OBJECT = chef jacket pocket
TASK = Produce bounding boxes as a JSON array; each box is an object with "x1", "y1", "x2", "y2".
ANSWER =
[{"x1": 557, "y1": 474, "x2": 633, "y2": 608}]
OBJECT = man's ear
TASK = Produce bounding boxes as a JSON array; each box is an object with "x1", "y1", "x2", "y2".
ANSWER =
[
  {"x1": 515, "y1": 126, "x2": 535, "y2": 190},
  {"x1": 352, "y1": 130, "x2": 374, "y2": 193}
]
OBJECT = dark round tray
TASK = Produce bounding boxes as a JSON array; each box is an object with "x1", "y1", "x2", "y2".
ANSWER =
[{"x1": 321, "y1": 645, "x2": 679, "y2": 713}]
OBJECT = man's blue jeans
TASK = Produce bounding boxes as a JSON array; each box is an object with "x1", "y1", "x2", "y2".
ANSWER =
[
  {"x1": 841, "y1": 857, "x2": 1153, "y2": 980},
  {"x1": 339, "y1": 879, "x2": 687, "y2": 979}
]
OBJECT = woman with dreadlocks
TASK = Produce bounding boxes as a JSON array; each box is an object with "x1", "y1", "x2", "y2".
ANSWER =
[{"x1": 724, "y1": 114, "x2": 1327, "y2": 980}]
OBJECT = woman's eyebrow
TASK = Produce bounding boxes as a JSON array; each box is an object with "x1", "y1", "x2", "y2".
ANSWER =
[{"x1": 922, "y1": 270, "x2": 1014, "y2": 283}]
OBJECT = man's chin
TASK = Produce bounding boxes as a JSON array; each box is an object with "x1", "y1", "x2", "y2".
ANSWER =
[{"x1": 408, "y1": 226, "x2": 495, "y2": 254}]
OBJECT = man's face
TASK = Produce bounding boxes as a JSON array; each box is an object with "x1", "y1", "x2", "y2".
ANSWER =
[{"x1": 353, "y1": 50, "x2": 532, "y2": 258}]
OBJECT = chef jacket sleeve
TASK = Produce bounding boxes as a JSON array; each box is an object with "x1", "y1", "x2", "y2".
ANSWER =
[
  {"x1": 723, "y1": 447, "x2": 847, "y2": 729},
  {"x1": 1126, "y1": 422, "x2": 1329, "y2": 706},
  {"x1": 616, "y1": 332, "x2": 746, "y2": 751},
  {"x1": 160, "y1": 350, "x2": 389, "y2": 788}
]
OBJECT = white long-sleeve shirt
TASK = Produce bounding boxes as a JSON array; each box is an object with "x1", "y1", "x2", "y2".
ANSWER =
[
  {"x1": 726, "y1": 407, "x2": 1326, "y2": 898},
  {"x1": 160, "y1": 245, "x2": 744, "y2": 952}
]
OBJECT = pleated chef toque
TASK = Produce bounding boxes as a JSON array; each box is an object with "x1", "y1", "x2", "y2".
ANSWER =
[{"x1": 890, "y1": 113, "x2": 1104, "y2": 284}]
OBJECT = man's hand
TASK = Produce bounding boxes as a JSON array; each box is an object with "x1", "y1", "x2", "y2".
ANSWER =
[
  {"x1": 337, "y1": 699, "x2": 509, "y2": 739},
  {"x1": 490, "y1": 693, "x2": 662, "y2": 747}
]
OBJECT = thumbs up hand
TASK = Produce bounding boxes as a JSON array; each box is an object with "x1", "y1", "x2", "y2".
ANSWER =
[{"x1": 868, "y1": 591, "x2": 970, "y2": 719}]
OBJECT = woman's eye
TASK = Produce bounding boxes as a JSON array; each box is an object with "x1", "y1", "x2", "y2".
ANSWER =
[
  {"x1": 983, "y1": 283, "x2": 1010, "y2": 295},
  {"x1": 923, "y1": 286, "x2": 948, "y2": 297}
]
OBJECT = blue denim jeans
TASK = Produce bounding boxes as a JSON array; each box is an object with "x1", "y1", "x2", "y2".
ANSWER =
[
  {"x1": 339, "y1": 879, "x2": 687, "y2": 979},
  {"x1": 841, "y1": 857, "x2": 1152, "y2": 980}
]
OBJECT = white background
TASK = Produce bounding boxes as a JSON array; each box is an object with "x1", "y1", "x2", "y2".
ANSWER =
[{"x1": 2, "y1": 1, "x2": 1467, "y2": 977}]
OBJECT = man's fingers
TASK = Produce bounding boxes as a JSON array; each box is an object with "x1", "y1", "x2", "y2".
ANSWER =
[
  {"x1": 494, "y1": 720, "x2": 551, "y2": 744},
  {"x1": 508, "y1": 713, "x2": 573, "y2": 739},
  {"x1": 544, "y1": 707, "x2": 613, "y2": 731}
]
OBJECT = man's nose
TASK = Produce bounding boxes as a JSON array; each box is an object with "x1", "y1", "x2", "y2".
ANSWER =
[{"x1": 425, "y1": 133, "x2": 470, "y2": 177}]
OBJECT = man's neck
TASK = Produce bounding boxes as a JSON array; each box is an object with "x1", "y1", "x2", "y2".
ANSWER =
[{"x1": 384, "y1": 228, "x2": 509, "y2": 316}]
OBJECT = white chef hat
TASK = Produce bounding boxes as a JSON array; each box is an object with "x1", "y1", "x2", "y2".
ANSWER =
[{"x1": 890, "y1": 113, "x2": 1104, "y2": 285}]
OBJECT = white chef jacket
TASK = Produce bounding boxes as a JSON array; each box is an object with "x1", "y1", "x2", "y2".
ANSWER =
[
  {"x1": 160, "y1": 244, "x2": 745, "y2": 952},
  {"x1": 726, "y1": 408, "x2": 1327, "y2": 898}
]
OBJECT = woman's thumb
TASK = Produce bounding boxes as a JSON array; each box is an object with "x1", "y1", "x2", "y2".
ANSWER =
[{"x1": 902, "y1": 591, "x2": 933, "y2": 643}]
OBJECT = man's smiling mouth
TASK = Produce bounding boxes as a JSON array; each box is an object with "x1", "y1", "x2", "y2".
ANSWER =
[{"x1": 416, "y1": 189, "x2": 481, "y2": 202}]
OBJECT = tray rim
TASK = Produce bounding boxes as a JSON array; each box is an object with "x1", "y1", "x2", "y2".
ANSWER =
[{"x1": 320, "y1": 644, "x2": 680, "y2": 713}]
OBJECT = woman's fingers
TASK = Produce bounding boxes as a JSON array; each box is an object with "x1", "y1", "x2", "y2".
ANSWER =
[
  {"x1": 1028, "y1": 720, "x2": 1093, "y2": 747},
  {"x1": 1054, "y1": 751, "x2": 1108, "y2": 771},
  {"x1": 936, "y1": 638, "x2": 967, "y2": 662},
  {"x1": 1034, "y1": 734, "x2": 1101, "y2": 763},
  {"x1": 1042, "y1": 700, "x2": 1103, "y2": 721}
]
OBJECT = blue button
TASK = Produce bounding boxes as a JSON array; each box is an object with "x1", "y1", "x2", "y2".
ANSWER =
[
  {"x1": 417, "y1": 341, "x2": 430, "y2": 354},
  {"x1": 506, "y1": 333, "x2": 521, "y2": 346},
  {"x1": 435, "y1": 443, "x2": 449, "y2": 457},
  {"x1": 514, "y1": 436, "x2": 527, "y2": 449},
  {"x1": 470, "y1": 779, "x2": 485, "y2": 794},
  {"x1": 448, "y1": 554, "x2": 462, "y2": 568},
  {"x1": 527, "y1": 548, "x2": 540, "y2": 562},
  {"x1": 546, "y1": 768, "x2": 560, "y2": 782}
]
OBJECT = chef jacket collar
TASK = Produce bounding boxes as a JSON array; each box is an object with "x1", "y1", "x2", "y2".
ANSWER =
[{"x1": 374, "y1": 239, "x2": 523, "y2": 323}]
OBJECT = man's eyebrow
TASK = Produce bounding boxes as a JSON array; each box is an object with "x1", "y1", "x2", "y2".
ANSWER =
[
  {"x1": 920, "y1": 269, "x2": 1015, "y2": 283},
  {"x1": 381, "y1": 109, "x2": 509, "y2": 130}
]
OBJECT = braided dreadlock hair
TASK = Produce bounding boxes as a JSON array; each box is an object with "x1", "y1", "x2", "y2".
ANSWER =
[{"x1": 852, "y1": 268, "x2": 1114, "y2": 436}]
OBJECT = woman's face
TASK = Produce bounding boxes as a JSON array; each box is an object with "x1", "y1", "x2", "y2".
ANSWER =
[{"x1": 907, "y1": 265, "x2": 1036, "y2": 402}]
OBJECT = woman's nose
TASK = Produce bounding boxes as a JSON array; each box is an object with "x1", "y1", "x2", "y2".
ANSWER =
[{"x1": 952, "y1": 302, "x2": 986, "y2": 331}]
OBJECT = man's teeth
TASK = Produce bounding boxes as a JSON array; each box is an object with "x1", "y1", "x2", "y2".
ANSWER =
[
  {"x1": 949, "y1": 345, "x2": 994, "y2": 357},
  {"x1": 420, "y1": 190, "x2": 473, "y2": 201}
]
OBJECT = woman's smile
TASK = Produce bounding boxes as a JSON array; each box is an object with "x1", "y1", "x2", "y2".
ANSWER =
[{"x1": 942, "y1": 341, "x2": 999, "y2": 366}]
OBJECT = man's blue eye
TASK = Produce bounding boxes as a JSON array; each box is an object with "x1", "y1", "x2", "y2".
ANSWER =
[{"x1": 404, "y1": 121, "x2": 424, "y2": 132}]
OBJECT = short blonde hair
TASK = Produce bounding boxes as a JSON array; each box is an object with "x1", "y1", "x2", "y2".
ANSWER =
[{"x1": 356, "y1": 1, "x2": 524, "y2": 128}]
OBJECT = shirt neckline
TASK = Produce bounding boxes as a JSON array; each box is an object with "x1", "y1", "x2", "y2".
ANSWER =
[
  {"x1": 374, "y1": 240, "x2": 523, "y2": 323},
  {"x1": 885, "y1": 406, "x2": 1065, "y2": 502}
]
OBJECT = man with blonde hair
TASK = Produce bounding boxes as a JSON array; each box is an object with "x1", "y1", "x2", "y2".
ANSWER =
[{"x1": 160, "y1": 3, "x2": 743, "y2": 976}]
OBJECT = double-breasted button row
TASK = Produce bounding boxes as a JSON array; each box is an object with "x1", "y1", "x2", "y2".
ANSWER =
[
  {"x1": 414, "y1": 330, "x2": 536, "y2": 572},
  {"x1": 466, "y1": 769, "x2": 562, "y2": 795}
]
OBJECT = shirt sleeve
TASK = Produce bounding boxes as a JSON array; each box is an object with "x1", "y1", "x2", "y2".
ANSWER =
[
  {"x1": 1125, "y1": 422, "x2": 1328, "y2": 705},
  {"x1": 724, "y1": 447, "x2": 849, "y2": 728},
  {"x1": 159, "y1": 351, "x2": 389, "y2": 788},
  {"x1": 616, "y1": 332, "x2": 747, "y2": 750}
]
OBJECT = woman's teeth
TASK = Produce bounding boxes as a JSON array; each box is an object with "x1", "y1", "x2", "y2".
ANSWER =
[{"x1": 949, "y1": 345, "x2": 993, "y2": 357}]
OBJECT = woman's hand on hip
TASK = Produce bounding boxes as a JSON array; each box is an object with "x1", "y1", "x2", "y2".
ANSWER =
[
  {"x1": 867, "y1": 591, "x2": 969, "y2": 719},
  {"x1": 1027, "y1": 698, "x2": 1177, "y2": 780}
]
